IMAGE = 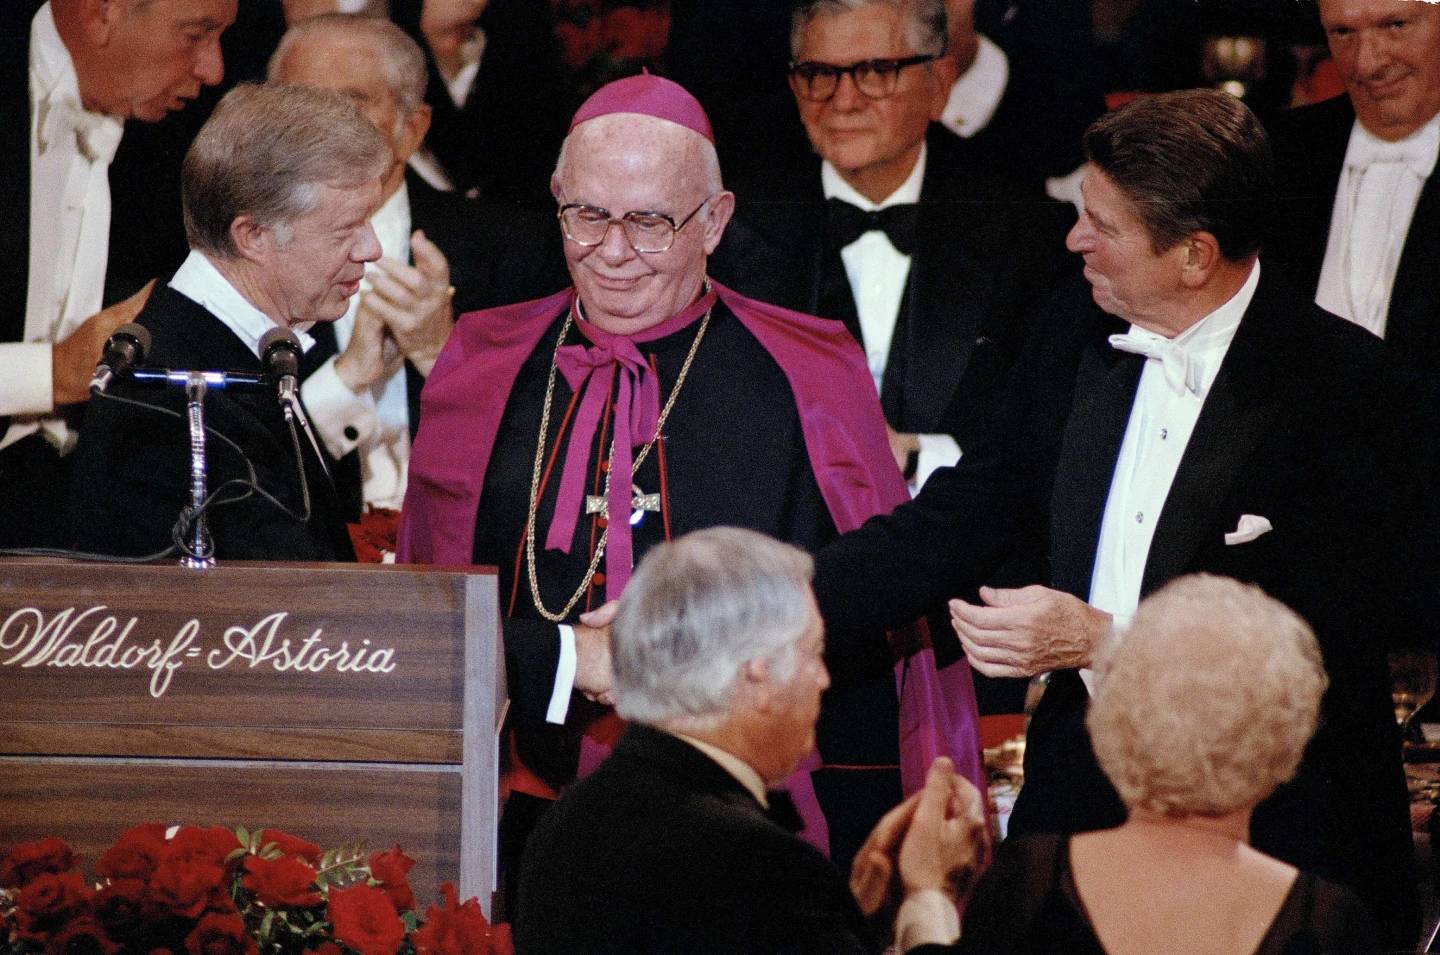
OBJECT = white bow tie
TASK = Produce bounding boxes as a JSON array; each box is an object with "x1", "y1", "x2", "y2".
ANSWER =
[
  {"x1": 1346, "y1": 124, "x2": 1440, "y2": 179},
  {"x1": 37, "y1": 94, "x2": 124, "y2": 165},
  {"x1": 1109, "y1": 330, "x2": 1203, "y2": 396}
]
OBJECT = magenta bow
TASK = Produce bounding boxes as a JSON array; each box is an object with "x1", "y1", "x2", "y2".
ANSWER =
[{"x1": 543, "y1": 327, "x2": 660, "y2": 598}]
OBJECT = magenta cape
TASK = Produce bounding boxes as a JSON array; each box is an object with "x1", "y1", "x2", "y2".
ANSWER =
[{"x1": 397, "y1": 280, "x2": 983, "y2": 846}]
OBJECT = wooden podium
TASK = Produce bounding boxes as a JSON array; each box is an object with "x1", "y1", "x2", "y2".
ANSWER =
[{"x1": 0, "y1": 560, "x2": 504, "y2": 917}]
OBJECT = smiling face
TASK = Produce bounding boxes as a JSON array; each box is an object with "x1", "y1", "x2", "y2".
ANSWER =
[
  {"x1": 257, "y1": 178, "x2": 384, "y2": 326},
  {"x1": 1067, "y1": 165, "x2": 1190, "y2": 335},
  {"x1": 80, "y1": 0, "x2": 236, "y2": 122},
  {"x1": 790, "y1": 3, "x2": 946, "y2": 203},
  {"x1": 1319, "y1": 0, "x2": 1440, "y2": 141},
  {"x1": 552, "y1": 115, "x2": 733, "y2": 335}
]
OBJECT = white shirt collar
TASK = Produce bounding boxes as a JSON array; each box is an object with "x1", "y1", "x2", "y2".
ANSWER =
[
  {"x1": 821, "y1": 141, "x2": 927, "y2": 211},
  {"x1": 30, "y1": 3, "x2": 75, "y2": 113},
  {"x1": 30, "y1": 4, "x2": 123, "y2": 160},
  {"x1": 1344, "y1": 110, "x2": 1440, "y2": 178},
  {"x1": 940, "y1": 34, "x2": 1009, "y2": 139},
  {"x1": 169, "y1": 250, "x2": 317, "y2": 360},
  {"x1": 370, "y1": 180, "x2": 412, "y2": 266},
  {"x1": 672, "y1": 731, "x2": 769, "y2": 808}
]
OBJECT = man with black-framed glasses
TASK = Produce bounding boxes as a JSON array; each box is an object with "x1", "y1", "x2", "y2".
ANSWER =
[
  {"x1": 715, "y1": 0, "x2": 1071, "y2": 499},
  {"x1": 398, "y1": 71, "x2": 982, "y2": 901}
]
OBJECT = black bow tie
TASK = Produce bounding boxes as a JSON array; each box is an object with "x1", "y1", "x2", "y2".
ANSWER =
[
  {"x1": 825, "y1": 197, "x2": 919, "y2": 255},
  {"x1": 763, "y1": 789, "x2": 804, "y2": 834}
]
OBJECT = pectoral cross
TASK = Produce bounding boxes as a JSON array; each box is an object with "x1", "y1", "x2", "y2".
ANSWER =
[{"x1": 586, "y1": 483, "x2": 661, "y2": 526}]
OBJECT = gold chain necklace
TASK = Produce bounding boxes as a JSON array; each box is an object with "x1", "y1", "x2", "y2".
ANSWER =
[{"x1": 523, "y1": 290, "x2": 714, "y2": 622}]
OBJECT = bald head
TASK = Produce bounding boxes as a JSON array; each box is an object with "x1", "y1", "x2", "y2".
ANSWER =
[{"x1": 555, "y1": 113, "x2": 723, "y2": 198}]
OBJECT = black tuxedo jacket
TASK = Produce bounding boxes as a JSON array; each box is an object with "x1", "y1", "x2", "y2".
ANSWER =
[
  {"x1": 1266, "y1": 95, "x2": 1440, "y2": 381},
  {"x1": 515, "y1": 724, "x2": 876, "y2": 954},
  {"x1": 712, "y1": 125, "x2": 1073, "y2": 452},
  {"x1": 813, "y1": 269, "x2": 1437, "y2": 942},
  {"x1": 69, "y1": 285, "x2": 354, "y2": 562},
  {"x1": 307, "y1": 171, "x2": 568, "y2": 520},
  {"x1": 0, "y1": 2, "x2": 39, "y2": 352}
]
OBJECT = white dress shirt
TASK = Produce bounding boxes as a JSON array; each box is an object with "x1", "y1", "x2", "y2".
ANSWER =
[
  {"x1": 822, "y1": 148, "x2": 962, "y2": 491},
  {"x1": 168, "y1": 250, "x2": 316, "y2": 358},
  {"x1": 939, "y1": 34, "x2": 1008, "y2": 140},
  {"x1": 301, "y1": 183, "x2": 414, "y2": 511},
  {"x1": 1084, "y1": 261, "x2": 1260, "y2": 692},
  {"x1": 1315, "y1": 112, "x2": 1440, "y2": 337},
  {"x1": 1, "y1": 3, "x2": 124, "y2": 450}
]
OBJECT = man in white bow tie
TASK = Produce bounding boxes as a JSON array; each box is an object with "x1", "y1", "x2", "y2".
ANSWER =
[
  {"x1": 0, "y1": 0, "x2": 236, "y2": 548},
  {"x1": 813, "y1": 88, "x2": 1438, "y2": 947},
  {"x1": 1267, "y1": 0, "x2": 1440, "y2": 376}
]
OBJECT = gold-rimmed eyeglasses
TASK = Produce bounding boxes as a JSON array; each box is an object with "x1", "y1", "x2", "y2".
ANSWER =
[{"x1": 557, "y1": 196, "x2": 715, "y2": 254}]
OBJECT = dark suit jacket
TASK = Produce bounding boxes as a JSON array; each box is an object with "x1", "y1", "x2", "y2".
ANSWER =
[
  {"x1": 1266, "y1": 95, "x2": 1440, "y2": 381},
  {"x1": 308, "y1": 171, "x2": 569, "y2": 521},
  {"x1": 69, "y1": 284, "x2": 354, "y2": 562},
  {"x1": 712, "y1": 125, "x2": 1073, "y2": 454},
  {"x1": 515, "y1": 724, "x2": 876, "y2": 954},
  {"x1": 813, "y1": 268, "x2": 1435, "y2": 943}
]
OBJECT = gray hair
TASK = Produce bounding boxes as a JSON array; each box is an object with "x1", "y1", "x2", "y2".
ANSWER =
[
  {"x1": 267, "y1": 13, "x2": 428, "y2": 117},
  {"x1": 553, "y1": 112, "x2": 724, "y2": 197},
  {"x1": 790, "y1": 0, "x2": 948, "y2": 58},
  {"x1": 1088, "y1": 574, "x2": 1328, "y2": 818},
  {"x1": 613, "y1": 527, "x2": 816, "y2": 732},
  {"x1": 182, "y1": 83, "x2": 389, "y2": 257}
]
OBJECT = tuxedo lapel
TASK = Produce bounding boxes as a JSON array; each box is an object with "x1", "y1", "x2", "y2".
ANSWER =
[
  {"x1": 0, "y1": 24, "x2": 33, "y2": 347},
  {"x1": 1384, "y1": 173, "x2": 1440, "y2": 367},
  {"x1": 1141, "y1": 274, "x2": 1285, "y2": 593},
  {"x1": 1049, "y1": 338, "x2": 1141, "y2": 598}
]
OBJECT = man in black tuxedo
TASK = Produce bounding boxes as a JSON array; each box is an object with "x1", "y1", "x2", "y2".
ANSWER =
[
  {"x1": 69, "y1": 83, "x2": 391, "y2": 562},
  {"x1": 813, "y1": 89, "x2": 1435, "y2": 946},
  {"x1": 516, "y1": 527, "x2": 988, "y2": 954},
  {"x1": 268, "y1": 13, "x2": 566, "y2": 526},
  {"x1": 713, "y1": 0, "x2": 1071, "y2": 495},
  {"x1": 1266, "y1": 0, "x2": 1440, "y2": 378},
  {"x1": 0, "y1": 0, "x2": 236, "y2": 548}
]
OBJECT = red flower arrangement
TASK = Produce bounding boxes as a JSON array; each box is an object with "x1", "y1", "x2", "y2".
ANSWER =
[{"x1": 0, "y1": 827, "x2": 509, "y2": 955}]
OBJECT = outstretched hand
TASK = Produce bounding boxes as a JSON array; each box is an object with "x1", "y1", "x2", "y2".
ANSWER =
[{"x1": 951, "y1": 584, "x2": 1111, "y2": 678}]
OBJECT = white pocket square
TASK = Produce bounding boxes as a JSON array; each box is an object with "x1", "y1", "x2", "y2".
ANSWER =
[{"x1": 1224, "y1": 514, "x2": 1272, "y2": 546}]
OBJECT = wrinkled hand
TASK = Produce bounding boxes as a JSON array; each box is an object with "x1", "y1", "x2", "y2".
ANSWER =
[
  {"x1": 850, "y1": 789, "x2": 921, "y2": 917},
  {"x1": 897, "y1": 757, "x2": 990, "y2": 900},
  {"x1": 887, "y1": 425, "x2": 919, "y2": 475},
  {"x1": 365, "y1": 231, "x2": 454, "y2": 377},
  {"x1": 950, "y1": 584, "x2": 1111, "y2": 678},
  {"x1": 52, "y1": 279, "x2": 155, "y2": 406},
  {"x1": 334, "y1": 298, "x2": 402, "y2": 393},
  {"x1": 575, "y1": 600, "x2": 618, "y2": 706}
]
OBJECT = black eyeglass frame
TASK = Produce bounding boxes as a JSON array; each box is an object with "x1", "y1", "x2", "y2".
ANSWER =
[
  {"x1": 787, "y1": 53, "x2": 939, "y2": 102},
  {"x1": 556, "y1": 196, "x2": 715, "y2": 253}
]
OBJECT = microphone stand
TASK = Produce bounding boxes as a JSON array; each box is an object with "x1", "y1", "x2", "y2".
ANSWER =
[{"x1": 182, "y1": 372, "x2": 216, "y2": 569}]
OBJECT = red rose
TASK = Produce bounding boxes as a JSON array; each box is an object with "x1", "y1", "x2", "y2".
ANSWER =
[
  {"x1": 43, "y1": 916, "x2": 121, "y2": 955},
  {"x1": 258, "y1": 830, "x2": 321, "y2": 865},
  {"x1": 1, "y1": 837, "x2": 77, "y2": 888},
  {"x1": 94, "y1": 879, "x2": 147, "y2": 935},
  {"x1": 411, "y1": 884, "x2": 508, "y2": 955},
  {"x1": 163, "y1": 828, "x2": 241, "y2": 869},
  {"x1": 183, "y1": 913, "x2": 257, "y2": 955},
  {"x1": 241, "y1": 856, "x2": 321, "y2": 909},
  {"x1": 17, "y1": 870, "x2": 92, "y2": 924},
  {"x1": 149, "y1": 861, "x2": 226, "y2": 919},
  {"x1": 327, "y1": 884, "x2": 404, "y2": 955},
  {"x1": 366, "y1": 847, "x2": 416, "y2": 913},
  {"x1": 96, "y1": 825, "x2": 169, "y2": 882}
]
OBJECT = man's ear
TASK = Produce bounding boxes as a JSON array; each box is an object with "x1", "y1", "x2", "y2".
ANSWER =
[
  {"x1": 395, "y1": 104, "x2": 432, "y2": 165},
  {"x1": 228, "y1": 215, "x2": 273, "y2": 265},
  {"x1": 1178, "y1": 230, "x2": 1222, "y2": 288},
  {"x1": 78, "y1": 0, "x2": 124, "y2": 45},
  {"x1": 701, "y1": 190, "x2": 736, "y2": 255}
]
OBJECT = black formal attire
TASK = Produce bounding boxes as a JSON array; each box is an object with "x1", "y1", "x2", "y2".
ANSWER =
[
  {"x1": 68, "y1": 285, "x2": 354, "y2": 562},
  {"x1": 514, "y1": 724, "x2": 877, "y2": 954},
  {"x1": 714, "y1": 125, "x2": 1073, "y2": 461},
  {"x1": 305, "y1": 172, "x2": 569, "y2": 522},
  {"x1": 908, "y1": 833, "x2": 1377, "y2": 955},
  {"x1": 813, "y1": 270, "x2": 1434, "y2": 945},
  {"x1": 1266, "y1": 95, "x2": 1440, "y2": 383}
]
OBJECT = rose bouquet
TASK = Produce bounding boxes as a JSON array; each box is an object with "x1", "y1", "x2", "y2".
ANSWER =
[{"x1": 0, "y1": 826, "x2": 510, "y2": 955}]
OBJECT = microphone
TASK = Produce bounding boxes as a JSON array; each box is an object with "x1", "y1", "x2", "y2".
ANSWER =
[
  {"x1": 89, "y1": 323, "x2": 152, "y2": 393},
  {"x1": 259, "y1": 326, "x2": 303, "y2": 421}
]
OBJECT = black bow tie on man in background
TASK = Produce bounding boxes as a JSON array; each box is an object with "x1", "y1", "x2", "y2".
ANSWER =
[{"x1": 825, "y1": 197, "x2": 920, "y2": 256}]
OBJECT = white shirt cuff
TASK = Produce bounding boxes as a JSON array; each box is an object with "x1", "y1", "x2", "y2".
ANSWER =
[
  {"x1": 940, "y1": 34, "x2": 1009, "y2": 138},
  {"x1": 912, "y1": 433, "x2": 962, "y2": 492},
  {"x1": 896, "y1": 888, "x2": 962, "y2": 952},
  {"x1": 547, "y1": 624, "x2": 577, "y2": 725},
  {"x1": 300, "y1": 355, "x2": 380, "y2": 460},
  {"x1": 0, "y1": 343, "x2": 56, "y2": 418}
]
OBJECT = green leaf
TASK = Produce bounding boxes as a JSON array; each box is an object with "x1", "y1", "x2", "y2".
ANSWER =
[{"x1": 236, "y1": 824, "x2": 251, "y2": 848}]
